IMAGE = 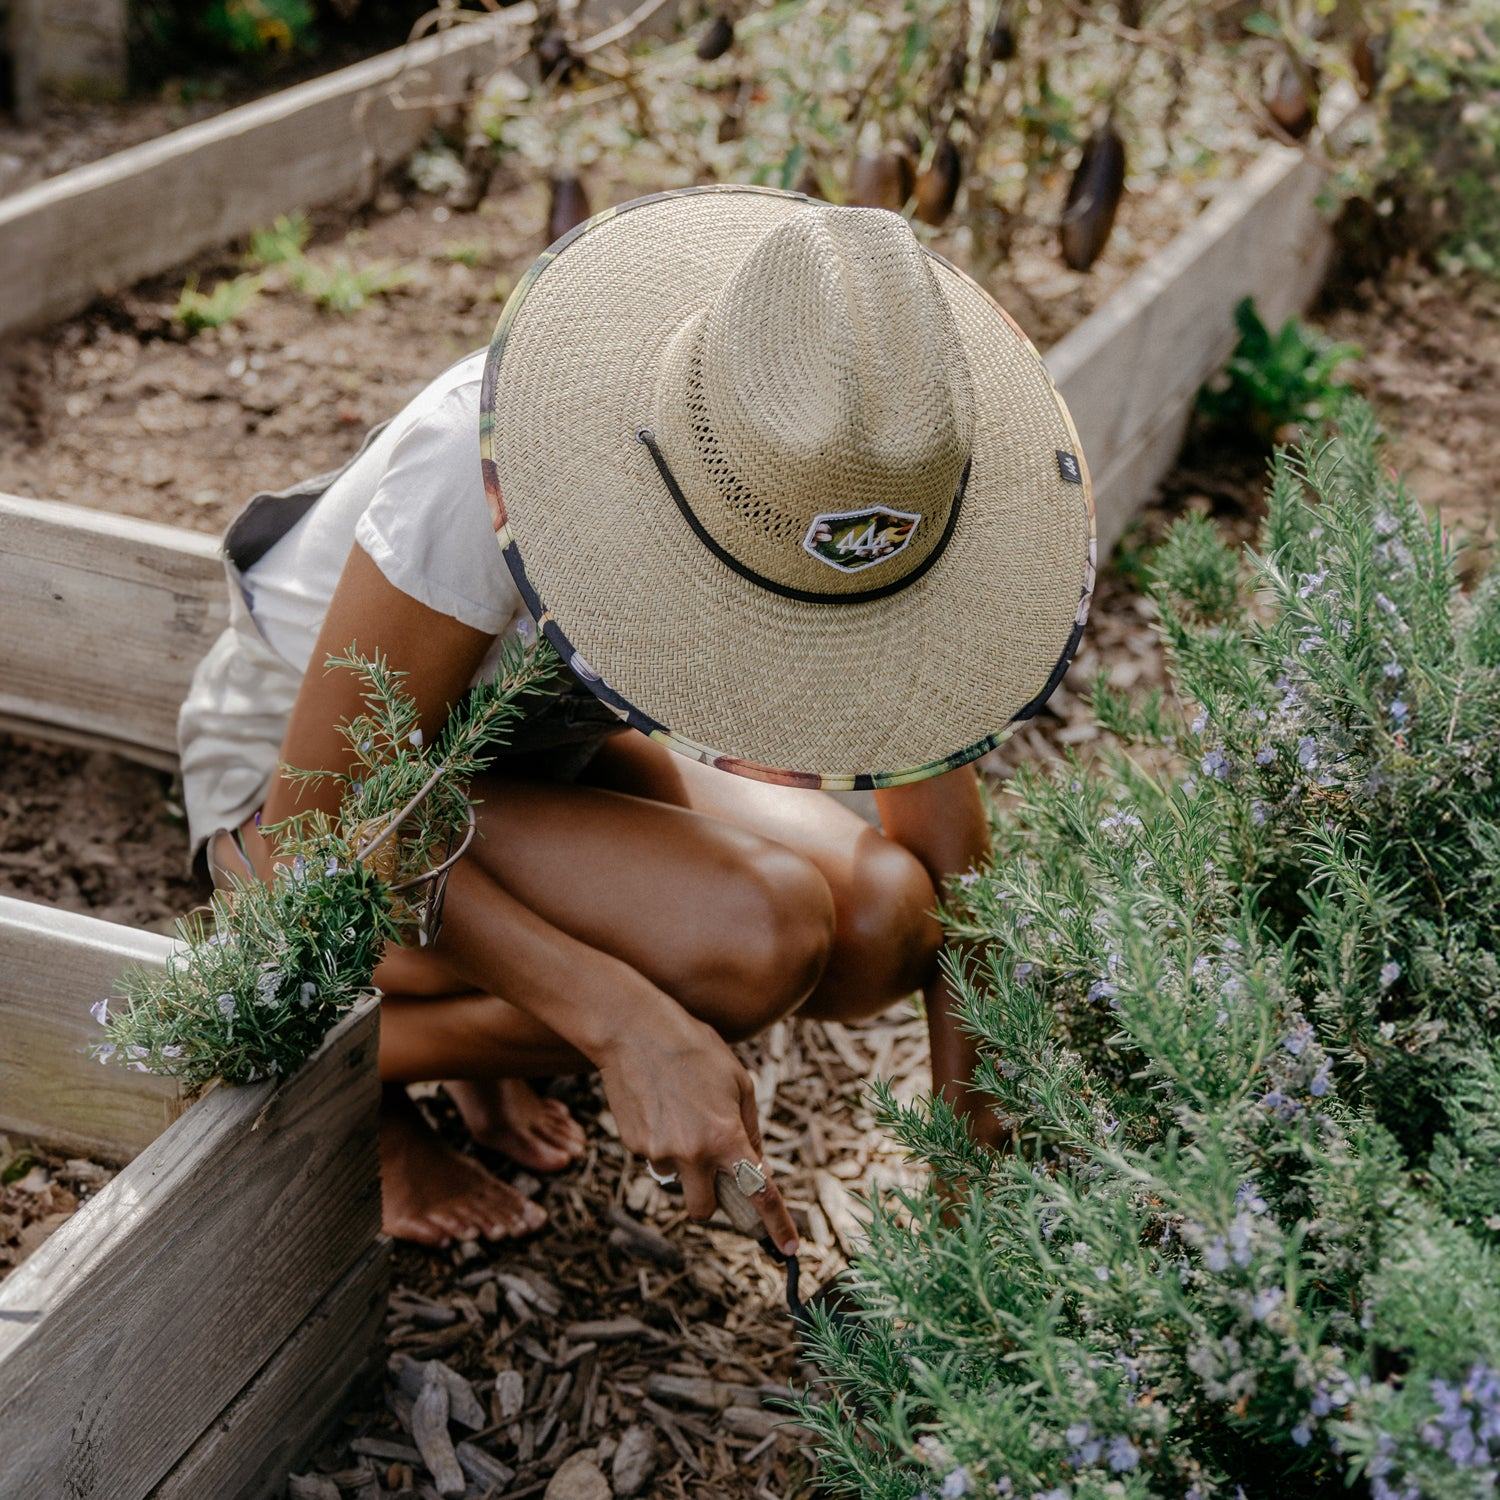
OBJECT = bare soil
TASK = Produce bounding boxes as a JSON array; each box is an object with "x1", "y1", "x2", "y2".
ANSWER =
[{"x1": 1322, "y1": 259, "x2": 1500, "y2": 579}]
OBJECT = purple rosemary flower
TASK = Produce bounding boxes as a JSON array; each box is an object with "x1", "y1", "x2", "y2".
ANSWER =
[
  {"x1": 1251, "y1": 800, "x2": 1268, "y2": 825},
  {"x1": 1014, "y1": 961, "x2": 1034, "y2": 981},
  {"x1": 1291, "y1": 1424, "x2": 1312, "y2": 1447},
  {"x1": 1380, "y1": 961, "x2": 1402, "y2": 989},
  {"x1": 1255, "y1": 744, "x2": 1275, "y2": 765},
  {"x1": 1375, "y1": 592, "x2": 1398, "y2": 616},
  {"x1": 1105, "y1": 1437, "x2": 1140, "y2": 1473},
  {"x1": 1383, "y1": 660, "x2": 1404, "y2": 679},
  {"x1": 1297, "y1": 736, "x2": 1318, "y2": 769},
  {"x1": 1309, "y1": 1060, "x2": 1333, "y2": 1098},
  {"x1": 96, "y1": 1043, "x2": 116, "y2": 1064},
  {"x1": 1282, "y1": 1020, "x2": 1314, "y2": 1056},
  {"x1": 90, "y1": 997, "x2": 110, "y2": 1025},
  {"x1": 1297, "y1": 569, "x2": 1328, "y2": 598},
  {"x1": 1191, "y1": 711, "x2": 1208, "y2": 735},
  {"x1": 1066, "y1": 1423, "x2": 1102, "y2": 1467},
  {"x1": 1251, "y1": 1287, "x2": 1284, "y2": 1322},
  {"x1": 1201, "y1": 748, "x2": 1230, "y2": 779},
  {"x1": 324, "y1": 857, "x2": 339, "y2": 877},
  {"x1": 161, "y1": 1044, "x2": 184, "y2": 1059},
  {"x1": 1390, "y1": 699, "x2": 1409, "y2": 724},
  {"x1": 1236, "y1": 1180, "x2": 1267, "y2": 1215},
  {"x1": 291, "y1": 854, "x2": 307, "y2": 881},
  {"x1": 408, "y1": 727, "x2": 423, "y2": 748},
  {"x1": 1204, "y1": 1237, "x2": 1230, "y2": 1273},
  {"x1": 217, "y1": 992, "x2": 237, "y2": 1018},
  {"x1": 298, "y1": 981, "x2": 317, "y2": 1008},
  {"x1": 940, "y1": 1468, "x2": 973, "y2": 1498},
  {"x1": 1087, "y1": 979, "x2": 1117, "y2": 1002}
]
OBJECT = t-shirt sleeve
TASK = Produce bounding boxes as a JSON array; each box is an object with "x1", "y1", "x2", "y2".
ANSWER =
[{"x1": 353, "y1": 381, "x2": 520, "y2": 636}]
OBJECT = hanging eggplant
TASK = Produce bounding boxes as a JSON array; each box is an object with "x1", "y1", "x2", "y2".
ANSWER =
[
  {"x1": 1265, "y1": 57, "x2": 1316, "y2": 139},
  {"x1": 1351, "y1": 30, "x2": 1384, "y2": 99},
  {"x1": 984, "y1": 1, "x2": 1017, "y2": 63},
  {"x1": 1059, "y1": 120, "x2": 1125, "y2": 271},
  {"x1": 914, "y1": 137, "x2": 962, "y2": 226},
  {"x1": 547, "y1": 175, "x2": 592, "y2": 241},
  {"x1": 848, "y1": 148, "x2": 914, "y2": 212},
  {"x1": 696, "y1": 11, "x2": 735, "y2": 60},
  {"x1": 534, "y1": 28, "x2": 580, "y2": 87}
]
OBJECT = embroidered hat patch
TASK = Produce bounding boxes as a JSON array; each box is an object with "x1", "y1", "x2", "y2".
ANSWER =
[{"x1": 803, "y1": 507, "x2": 921, "y2": 574}]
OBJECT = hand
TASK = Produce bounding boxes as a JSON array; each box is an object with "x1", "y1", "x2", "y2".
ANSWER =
[{"x1": 596, "y1": 1007, "x2": 799, "y2": 1257}]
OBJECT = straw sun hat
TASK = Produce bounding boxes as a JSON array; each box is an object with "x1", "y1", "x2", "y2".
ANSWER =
[{"x1": 481, "y1": 184, "x2": 1095, "y2": 789}]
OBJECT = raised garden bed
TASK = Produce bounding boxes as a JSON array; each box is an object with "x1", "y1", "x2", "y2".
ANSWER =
[
  {"x1": 0, "y1": 894, "x2": 386, "y2": 1499},
  {"x1": 0, "y1": 97, "x2": 1349, "y2": 774}
]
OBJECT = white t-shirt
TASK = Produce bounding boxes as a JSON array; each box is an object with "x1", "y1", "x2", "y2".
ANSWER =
[
  {"x1": 178, "y1": 350, "x2": 607, "y2": 856},
  {"x1": 245, "y1": 350, "x2": 531, "y2": 679}
]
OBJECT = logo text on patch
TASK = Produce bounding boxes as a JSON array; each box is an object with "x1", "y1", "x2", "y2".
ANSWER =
[{"x1": 803, "y1": 507, "x2": 921, "y2": 574}]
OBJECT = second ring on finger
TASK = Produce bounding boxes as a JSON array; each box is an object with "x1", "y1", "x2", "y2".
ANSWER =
[{"x1": 646, "y1": 1160, "x2": 679, "y2": 1187}]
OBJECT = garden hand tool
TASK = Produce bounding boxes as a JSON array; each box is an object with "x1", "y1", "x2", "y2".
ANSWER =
[{"x1": 714, "y1": 1162, "x2": 860, "y2": 1338}]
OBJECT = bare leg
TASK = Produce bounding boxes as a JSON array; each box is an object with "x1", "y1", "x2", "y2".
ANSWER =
[{"x1": 345, "y1": 735, "x2": 951, "y2": 1245}]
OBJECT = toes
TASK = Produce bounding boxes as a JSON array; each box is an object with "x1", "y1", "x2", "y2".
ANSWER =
[{"x1": 387, "y1": 1213, "x2": 452, "y2": 1248}]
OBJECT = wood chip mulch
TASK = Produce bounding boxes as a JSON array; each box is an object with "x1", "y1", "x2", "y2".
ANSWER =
[{"x1": 297, "y1": 1011, "x2": 933, "y2": 1500}]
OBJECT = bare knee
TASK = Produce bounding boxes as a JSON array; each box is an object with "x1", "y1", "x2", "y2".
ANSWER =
[
  {"x1": 692, "y1": 836, "x2": 835, "y2": 1041},
  {"x1": 823, "y1": 840, "x2": 942, "y2": 1020}
]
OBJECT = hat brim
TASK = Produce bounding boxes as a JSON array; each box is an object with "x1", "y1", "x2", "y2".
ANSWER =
[{"x1": 481, "y1": 185, "x2": 1095, "y2": 791}]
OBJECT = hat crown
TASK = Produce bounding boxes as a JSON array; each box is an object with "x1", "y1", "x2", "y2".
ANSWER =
[{"x1": 659, "y1": 205, "x2": 975, "y2": 597}]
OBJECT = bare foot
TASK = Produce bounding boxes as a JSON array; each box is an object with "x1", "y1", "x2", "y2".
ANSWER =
[
  {"x1": 380, "y1": 1088, "x2": 546, "y2": 1247},
  {"x1": 445, "y1": 1078, "x2": 587, "y2": 1174}
]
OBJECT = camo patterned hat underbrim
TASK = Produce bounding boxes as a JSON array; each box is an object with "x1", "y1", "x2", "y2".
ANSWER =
[{"x1": 481, "y1": 185, "x2": 1095, "y2": 791}]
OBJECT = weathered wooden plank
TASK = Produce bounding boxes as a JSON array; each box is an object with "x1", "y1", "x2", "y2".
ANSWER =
[
  {"x1": 0, "y1": 493, "x2": 226, "y2": 762},
  {"x1": 0, "y1": 996, "x2": 382, "y2": 1500},
  {"x1": 0, "y1": 894, "x2": 186, "y2": 1163},
  {"x1": 1046, "y1": 93, "x2": 1350, "y2": 549},
  {"x1": 0, "y1": 14, "x2": 527, "y2": 337},
  {"x1": 0, "y1": 0, "x2": 675, "y2": 339},
  {"x1": 151, "y1": 1240, "x2": 390, "y2": 1500}
]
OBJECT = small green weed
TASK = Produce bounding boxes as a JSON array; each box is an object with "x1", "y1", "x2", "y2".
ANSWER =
[
  {"x1": 442, "y1": 241, "x2": 488, "y2": 268},
  {"x1": 291, "y1": 257, "x2": 410, "y2": 315},
  {"x1": 1198, "y1": 295, "x2": 1360, "y2": 442},
  {"x1": 246, "y1": 212, "x2": 310, "y2": 269},
  {"x1": 173, "y1": 273, "x2": 262, "y2": 333}
]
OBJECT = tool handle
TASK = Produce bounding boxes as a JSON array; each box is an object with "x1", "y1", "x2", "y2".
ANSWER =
[
  {"x1": 714, "y1": 1167, "x2": 765, "y2": 1236},
  {"x1": 716, "y1": 1170, "x2": 804, "y2": 1320}
]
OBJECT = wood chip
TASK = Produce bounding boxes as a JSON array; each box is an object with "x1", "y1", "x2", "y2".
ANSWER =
[
  {"x1": 542, "y1": 1450, "x2": 610, "y2": 1500},
  {"x1": 287, "y1": 1477, "x2": 341, "y2": 1500},
  {"x1": 391, "y1": 1354, "x2": 486, "y2": 1431},
  {"x1": 411, "y1": 1361, "x2": 466, "y2": 1498},
  {"x1": 454, "y1": 1439, "x2": 516, "y2": 1491},
  {"x1": 606, "y1": 1207, "x2": 684, "y2": 1269},
  {"x1": 610, "y1": 1424, "x2": 657, "y2": 1497},
  {"x1": 494, "y1": 1367, "x2": 525, "y2": 1422}
]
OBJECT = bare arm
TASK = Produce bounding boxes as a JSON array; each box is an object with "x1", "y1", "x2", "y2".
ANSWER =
[{"x1": 247, "y1": 542, "x2": 797, "y2": 1247}]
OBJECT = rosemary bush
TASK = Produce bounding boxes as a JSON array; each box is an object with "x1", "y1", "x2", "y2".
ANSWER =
[
  {"x1": 802, "y1": 403, "x2": 1500, "y2": 1499},
  {"x1": 95, "y1": 642, "x2": 556, "y2": 1089}
]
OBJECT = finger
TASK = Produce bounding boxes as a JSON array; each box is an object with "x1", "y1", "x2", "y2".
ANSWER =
[
  {"x1": 736, "y1": 1072, "x2": 766, "y2": 1158},
  {"x1": 681, "y1": 1161, "x2": 718, "y2": 1222},
  {"x1": 748, "y1": 1167, "x2": 800, "y2": 1258}
]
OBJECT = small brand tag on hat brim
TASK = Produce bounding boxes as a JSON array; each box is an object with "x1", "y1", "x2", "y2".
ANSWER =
[
  {"x1": 1056, "y1": 450, "x2": 1083, "y2": 485},
  {"x1": 803, "y1": 507, "x2": 921, "y2": 574}
]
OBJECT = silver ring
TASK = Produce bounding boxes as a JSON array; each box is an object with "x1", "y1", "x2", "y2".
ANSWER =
[
  {"x1": 646, "y1": 1161, "x2": 679, "y2": 1187},
  {"x1": 731, "y1": 1158, "x2": 767, "y2": 1197}
]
